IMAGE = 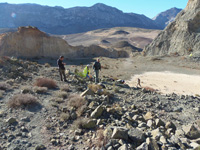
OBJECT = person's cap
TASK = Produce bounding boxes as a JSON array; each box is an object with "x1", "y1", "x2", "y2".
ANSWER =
[
  {"x1": 87, "y1": 64, "x2": 90, "y2": 67},
  {"x1": 60, "y1": 55, "x2": 64, "y2": 58}
]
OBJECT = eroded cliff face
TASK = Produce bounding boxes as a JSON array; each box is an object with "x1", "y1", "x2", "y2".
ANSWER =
[
  {"x1": 144, "y1": 0, "x2": 200, "y2": 56},
  {"x1": 0, "y1": 26, "x2": 129, "y2": 58},
  {"x1": 0, "y1": 26, "x2": 77, "y2": 58}
]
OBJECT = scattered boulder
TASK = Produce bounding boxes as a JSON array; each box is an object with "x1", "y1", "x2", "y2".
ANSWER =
[
  {"x1": 111, "y1": 127, "x2": 128, "y2": 141},
  {"x1": 128, "y1": 128, "x2": 145, "y2": 145},
  {"x1": 182, "y1": 124, "x2": 200, "y2": 139},
  {"x1": 80, "y1": 88, "x2": 94, "y2": 97},
  {"x1": 155, "y1": 119, "x2": 165, "y2": 127},
  {"x1": 165, "y1": 121, "x2": 176, "y2": 131},
  {"x1": 6, "y1": 117, "x2": 18, "y2": 125},
  {"x1": 136, "y1": 142, "x2": 148, "y2": 150},
  {"x1": 90, "y1": 105, "x2": 104, "y2": 119},
  {"x1": 82, "y1": 119, "x2": 97, "y2": 129},
  {"x1": 143, "y1": 112, "x2": 154, "y2": 121},
  {"x1": 146, "y1": 137, "x2": 159, "y2": 150}
]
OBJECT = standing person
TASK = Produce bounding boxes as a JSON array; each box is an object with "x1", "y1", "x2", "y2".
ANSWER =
[
  {"x1": 83, "y1": 65, "x2": 91, "y2": 79},
  {"x1": 93, "y1": 58, "x2": 101, "y2": 83},
  {"x1": 57, "y1": 56, "x2": 67, "y2": 82}
]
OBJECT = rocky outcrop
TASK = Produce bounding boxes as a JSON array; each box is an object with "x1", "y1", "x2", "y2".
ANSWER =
[
  {"x1": 0, "y1": 26, "x2": 77, "y2": 58},
  {"x1": 0, "y1": 26, "x2": 129, "y2": 58},
  {"x1": 144, "y1": 0, "x2": 200, "y2": 57}
]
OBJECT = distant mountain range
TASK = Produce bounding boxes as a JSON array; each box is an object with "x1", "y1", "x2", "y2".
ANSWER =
[
  {"x1": 0, "y1": 3, "x2": 182, "y2": 35},
  {"x1": 153, "y1": 7, "x2": 182, "y2": 29}
]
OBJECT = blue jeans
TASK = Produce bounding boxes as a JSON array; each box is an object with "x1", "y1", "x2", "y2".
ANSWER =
[{"x1": 95, "y1": 70, "x2": 99, "y2": 83}]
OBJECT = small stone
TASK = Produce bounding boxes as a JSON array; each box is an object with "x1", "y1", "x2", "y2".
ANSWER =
[
  {"x1": 182, "y1": 124, "x2": 200, "y2": 139},
  {"x1": 90, "y1": 105, "x2": 104, "y2": 119},
  {"x1": 80, "y1": 88, "x2": 94, "y2": 97},
  {"x1": 151, "y1": 128, "x2": 162, "y2": 140},
  {"x1": 155, "y1": 119, "x2": 165, "y2": 127},
  {"x1": 146, "y1": 137, "x2": 159, "y2": 150},
  {"x1": 111, "y1": 127, "x2": 128, "y2": 141},
  {"x1": 118, "y1": 144, "x2": 128, "y2": 150},
  {"x1": 128, "y1": 128, "x2": 145, "y2": 146},
  {"x1": 136, "y1": 142, "x2": 148, "y2": 150},
  {"x1": 165, "y1": 122, "x2": 176, "y2": 131},
  {"x1": 160, "y1": 136, "x2": 167, "y2": 144},
  {"x1": 147, "y1": 120, "x2": 154, "y2": 128},
  {"x1": 143, "y1": 112, "x2": 154, "y2": 121},
  {"x1": 6, "y1": 117, "x2": 18, "y2": 125},
  {"x1": 190, "y1": 142, "x2": 200, "y2": 149}
]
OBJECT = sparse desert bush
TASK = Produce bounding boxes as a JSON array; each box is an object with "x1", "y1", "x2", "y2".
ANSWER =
[
  {"x1": 33, "y1": 86, "x2": 48, "y2": 94},
  {"x1": 8, "y1": 94, "x2": 38, "y2": 108},
  {"x1": 60, "y1": 85, "x2": 70, "y2": 92},
  {"x1": 68, "y1": 94, "x2": 87, "y2": 109},
  {"x1": 73, "y1": 118, "x2": 89, "y2": 129},
  {"x1": 34, "y1": 78, "x2": 57, "y2": 89},
  {"x1": 92, "y1": 129, "x2": 108, "y2": 148},
  {"x1": 60, "y1": 112, "x2": 70, "y2": 122},
  {"x1": 88, "y1": 84, "x2": 103, "y2": 93},
  {"x1": 0, "y1": 82, "x2": 11, "y2": 91},
  {"x1": 56, "y1": 91, "x2": 68, "y2": 99}
]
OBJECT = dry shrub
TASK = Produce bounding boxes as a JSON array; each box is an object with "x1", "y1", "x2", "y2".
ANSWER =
[
  {"x1": 34, "y1": 78, "x2": 57, "y2": 89},
  {"x1": 60, "y1": 85, "x2": 70, "y2": 92},
  {"x1": 88, "y1": 84, "x2": 102, "y2": 93},
  {"x1": 57, "y1": 91, "x2": 68, "y2": 99},
  {"x1": 33, "y1": 86, "x2": 48, "y2": 94},
  {"x1": 93, "y1": 129, "x2": 108, "y2": 148},
  {"x1": 0, "y1": 82, "x2": 11, "y2": 91},
  {"x1": 8, "y1": 94, "x2": 38, "y2": 108},
  {"x1": 60, "y1": 112, "x2": 70, "y2": 122},
  {"x1": 73, "y1": 118, "x2": 89, "y2": 129},
  {"x1": 68, "y1": 94, "x2": 87, "y2": 109},
  {"x1": 44, "y1": 63, "x2": 51, "y2": 68},
  {"x1": 68, "y1": 94, "x2": 88, "y2": 117},
  {"x1": 143, "y1": 86, "x2": 156, "y2": 93}
]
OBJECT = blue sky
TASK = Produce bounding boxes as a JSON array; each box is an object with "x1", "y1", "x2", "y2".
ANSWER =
[{"x1": 0, "y1": 0, "x2": 188, "y2": 18}]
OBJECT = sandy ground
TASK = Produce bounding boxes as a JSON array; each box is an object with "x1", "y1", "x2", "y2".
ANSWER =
[{"x1": 127, "y1": 71, "x2": 200, "y2": 96}]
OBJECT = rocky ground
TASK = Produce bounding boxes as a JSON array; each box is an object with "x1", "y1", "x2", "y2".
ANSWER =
[{"x1": 0, "y1": 56, "x2": 200, "y2": 150}]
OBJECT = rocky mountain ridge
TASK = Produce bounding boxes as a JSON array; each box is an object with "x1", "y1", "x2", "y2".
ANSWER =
[{"x1": 0, "y1": 3, "x2": 182, "y2": 34}]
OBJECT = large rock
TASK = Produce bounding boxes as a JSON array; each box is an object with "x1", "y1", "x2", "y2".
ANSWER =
[
  {"x1": 90, "y1": 105, "x2": 104, "y2": 119},
  {"x1": 144, "y1": 0, "x2": 200, "y2": 57},
  {"x1": 182, "y1": 124, "x2": 200, "y2": 139},
  {"x1": 128, "y1": 128, "x2": 145, "y2": 146},
  {"x1": 82, "y1": 119, "x2": 97, "y2": 129},
  {"x1": 136, "y1": 142, "x2": 148, "y2": 150},
  {"x1": 111, "y1": 127, "x2": 128, "y2": 141}
]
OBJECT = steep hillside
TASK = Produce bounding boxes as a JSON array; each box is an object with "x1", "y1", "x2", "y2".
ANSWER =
[
  {"x1": 0, "y1": 26, "x2": 130, "y2": 58},
  {"x1": 0, "y1": 3, "x2": 160, "y2": 34},
  {"x1": 144, "y1": 0, "x2": 200, "y2": 57},
  {"x1": 153, "y1": 7, "x2": 182, "y2": 29}
]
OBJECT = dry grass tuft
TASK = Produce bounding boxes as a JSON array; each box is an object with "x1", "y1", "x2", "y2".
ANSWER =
[
  {"x1": 93, "y1": 129, "x2": 108, "y2": 148},
  {"x1": 34, "y1": 78, "x2": 57, "y2": 89},
  {"x1": 8, "y1": 94, "x2": 38, "y2": 108},
  {"x1": 57, "y1": 91, "x2": 68, "y2": 99},
  {"x1": 60, "y1": 112, "x2": 70, "y2": 122},
  {"x1": 60, "y1": 85, "x2": 70, "y2": 92},
  {"x1": 88, "y1": 84, "x2": 103, "y2": 93},
  {"x1": 0, "y1": 82, "x2": 11, "y2": 91},
  {"x1": 73, "y1": 118, "x2": 89, "y2": 129},
  {"x1": 68, "y1": 94, "x2": 87, "y2": 109},
  {"x1": 33, "y1": 86, "x2": 48, "y2": 94}
]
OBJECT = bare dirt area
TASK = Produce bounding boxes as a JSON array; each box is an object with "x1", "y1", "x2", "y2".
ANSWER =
[{"x1": 58, "y1": 27, "x2": 161, "y2": 49}]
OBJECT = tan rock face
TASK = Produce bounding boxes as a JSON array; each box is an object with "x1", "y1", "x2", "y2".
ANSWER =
[
  {"x1": 0, "y1": 27, "x2": 77, "y2": 58},
  {"x1": 144, "y1": 0, "x2": 200, "y2": 56},
  {"x1": 0, "y1": 26, "x2": 129, "y2": 58}
]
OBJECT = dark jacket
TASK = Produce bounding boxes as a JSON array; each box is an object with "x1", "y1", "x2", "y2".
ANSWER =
[
  {"x1": 93, "y1": 61, "x2": 101, "y2": 71},
  {"x1": 57, "y1": 59, "x2": 65, "y2": 70}
]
